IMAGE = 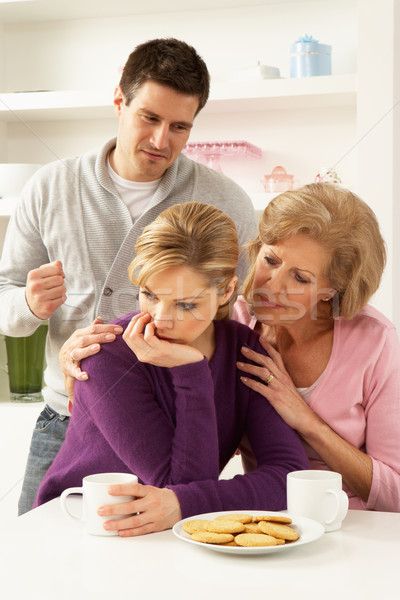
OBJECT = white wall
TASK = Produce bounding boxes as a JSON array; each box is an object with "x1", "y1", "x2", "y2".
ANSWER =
[
  {"x1": 2, "y1": 1, "x2": 359, "y2": 197},
  {"x1": 4, "y1": 1, "x2": 357, "y2": 92},
  {"x1": 2, "y1": 0, "x2": 358, "y2": 173},
  {"x1": 356, "y1": 0, "x2": 400, "y2": 327},
  {"x1": 0, "y1": 22, "x2": 5, "y2": 163}
]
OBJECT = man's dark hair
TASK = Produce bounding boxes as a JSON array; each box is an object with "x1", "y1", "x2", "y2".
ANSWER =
[{"x1": 119, "y1": 38, "x2": 210, "y2": 115}]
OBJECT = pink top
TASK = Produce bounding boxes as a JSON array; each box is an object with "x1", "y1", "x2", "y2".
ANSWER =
[{"x1": 233, "y1": 296, "x2": 400, "y2": 511}]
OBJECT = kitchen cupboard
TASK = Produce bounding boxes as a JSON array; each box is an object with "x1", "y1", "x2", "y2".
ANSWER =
[{"x1": 0, "y1": 0, "x2": 399, "y2": 330}]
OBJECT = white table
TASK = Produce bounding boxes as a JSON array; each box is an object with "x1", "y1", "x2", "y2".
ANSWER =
[{"x1": 0, "y1": 498, "x2": 399, "y2": 600}]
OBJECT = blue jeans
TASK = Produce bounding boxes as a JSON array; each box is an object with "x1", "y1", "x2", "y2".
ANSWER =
[{"x1": 18, "y1": 405, "x2": 70, "y2": 516}]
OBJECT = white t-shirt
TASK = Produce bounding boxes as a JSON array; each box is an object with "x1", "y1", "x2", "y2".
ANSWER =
[
  {"x1": 107, "y1": 159, "x2": 161, "y2": 221},
  {"x1": 297, "y1": 372, "x2": 324, "y2": 403}
]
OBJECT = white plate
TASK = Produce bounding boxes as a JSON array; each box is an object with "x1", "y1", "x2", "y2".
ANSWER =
[{"x1": 173, "y1": 510, "x2": 324, "y2": 555}]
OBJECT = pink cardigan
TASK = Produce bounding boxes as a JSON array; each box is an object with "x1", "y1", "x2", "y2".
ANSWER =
[{"x1": 233, "y1": 296, "x2": 400, "y2": 512}]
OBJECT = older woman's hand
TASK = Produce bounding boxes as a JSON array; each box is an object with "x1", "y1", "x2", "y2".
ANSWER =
[
  {"x1": 123, "y1": 312, "x2": 204, "y2": 367},
  {"x1": 59, "y1": 316, "x2": 123, "y2": 403},
  {"x1": 237, "y1": 340, "x2": 318, "y2": 434}
]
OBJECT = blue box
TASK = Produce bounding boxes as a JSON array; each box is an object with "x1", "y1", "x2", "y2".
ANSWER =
[{"x1": 290, "y1": 36, "x2": 332, "y2": 78}]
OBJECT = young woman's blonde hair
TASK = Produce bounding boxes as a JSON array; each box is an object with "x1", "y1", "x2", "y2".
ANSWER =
[
  {"x1": 128, "y1": 202, "x2": 239, "y2": 320},
  {"x1": 242, "y1": 183, "x2": 386, "y2": 319}
]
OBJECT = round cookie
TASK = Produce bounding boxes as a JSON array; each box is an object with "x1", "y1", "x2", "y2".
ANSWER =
[
  {"x1": 182, "y1": 519, "x2": 211, "y2": 534},
  {"x1": 235, "y1": 533, "x2": 285, "y2": 547},
  {"x1": 214, "y1": 513, "x2": 253, "y2": 524},
  {"x1": 253, "y1": 515, "x2": 292, "y2": 524},
  {"x1": 222, "y1": 540, "x2": 240, "y2": 547},
  {"x1": 243, "y1": 522, "x2": 262, "y2": 534},
  {"x1": 191, "y1": 532, "x2": 234, "y2": 545},
  {"x1": 207, "y1": 520, "x2": 245, "y2": 534},
  {"x1": 258, "y1": 521, "x2": 299, "y2": 541}
]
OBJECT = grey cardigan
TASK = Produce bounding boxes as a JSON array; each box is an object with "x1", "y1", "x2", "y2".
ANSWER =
[{"x1": 0, "y1": 138, "x2": 257, "y2": 415}]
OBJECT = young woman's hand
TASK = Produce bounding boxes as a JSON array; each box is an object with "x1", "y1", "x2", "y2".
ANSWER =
[
  {"x1": 123, "y1": 312, "x2": 204, "y2": 367},
  {"x1": 97, "y1": 481, "x2": 182, "y2": 537},
  {"x1": 237, "y1": 340, "x2": 318, "y2": 435}
]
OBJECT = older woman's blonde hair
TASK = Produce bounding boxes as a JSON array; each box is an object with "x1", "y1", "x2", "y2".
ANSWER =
[
  {"x1": 128, "y1": 202, "x2": 239, "y2": 320},
  {"x1": 242, "y1": 183, "x2": 386, "y2": 319}
]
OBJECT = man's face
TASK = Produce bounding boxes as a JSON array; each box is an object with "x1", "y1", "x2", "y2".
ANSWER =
[{"x1": 111, "y1": 80, "x2": 199, "y2": 182}]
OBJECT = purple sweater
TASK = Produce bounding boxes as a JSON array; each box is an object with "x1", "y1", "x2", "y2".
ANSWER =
[{"x1": 35, "y1": 315, "x2": 309, "y2": 517}]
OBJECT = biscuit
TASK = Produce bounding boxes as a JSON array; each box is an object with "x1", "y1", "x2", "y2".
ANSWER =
[
  {"x1": 222, "y1": 540, "x2": 240, "y2": 547},
  {"x1": 253, "y1": 515, "x2": 292, "y2": 524},
  {"x1": 182, "y1": 519, "x2": 211, "y2": 534},
  {"x1": 235, "y1": 533, "x2": 285, "y2": 547},
  {"x1": 191, "y1": 532, "x2": 234, "y2": 545},
  {"x1": 258, "y1": 521, "x2": 299, "y2": 541},
  {"x1": 207, "y1": 520, "x2": 245, "y2": 534},
  {"x1": 214, "y1": 513, "x2": 253, "y2": 524},
  {"x1": 243, "y1": 522, "x2": 262, "y2": 534}
]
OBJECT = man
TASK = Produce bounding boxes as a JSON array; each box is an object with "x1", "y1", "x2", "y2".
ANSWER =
[{"x1": 0, "y1": 38, "x2": 257, "y2": 515}]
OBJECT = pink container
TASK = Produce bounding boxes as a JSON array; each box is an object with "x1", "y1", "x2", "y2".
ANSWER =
[{"x1": 262, "y1": 166, "x2": 294, "y2": 193}]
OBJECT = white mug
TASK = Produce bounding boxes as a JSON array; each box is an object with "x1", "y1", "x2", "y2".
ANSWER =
[
  {"x1": 287, "y1": 470, "x2": 349, "y2": 532},
  {"x1": 60, "y1": 472, "x2": 138, "y2": 536}
]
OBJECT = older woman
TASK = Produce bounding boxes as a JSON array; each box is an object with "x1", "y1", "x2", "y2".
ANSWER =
[{"x1": 235, "y1": 182, "x2": 400, "y2": 512}]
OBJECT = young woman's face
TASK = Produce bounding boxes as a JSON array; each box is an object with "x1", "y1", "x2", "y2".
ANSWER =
[
  {"x1": 252, "y1": 233, "x2": 334, "y2": 325},
  {"x1": 139, "y1": 265, "x2": 233, "y2": 346}
]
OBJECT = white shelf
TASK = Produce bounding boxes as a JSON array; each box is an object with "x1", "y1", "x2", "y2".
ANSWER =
[
  {"x1": 0, "y1": 90, "x2": 115, "y2": 122},
  {"x1": 0, "y1": 74, "x2": 357, "y2": 123},
  {"x1": 206, "y1": 74, "x2": 357, "y2": 113}
]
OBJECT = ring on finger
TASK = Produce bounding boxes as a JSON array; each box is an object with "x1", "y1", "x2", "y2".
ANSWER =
[
  {"x1": 70, "y1": 355, "x2": 78, "y2": 365},
  {"x1": 265, "y1": 373, "x2": 274, "y2": 385}
]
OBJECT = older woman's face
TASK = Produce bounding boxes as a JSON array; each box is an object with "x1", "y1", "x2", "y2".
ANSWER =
[{"x1": 252, "y1": 233, "x2": 333, "y2": 324}]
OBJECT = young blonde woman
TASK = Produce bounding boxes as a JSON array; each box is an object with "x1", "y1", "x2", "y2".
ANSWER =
[
  {"x1": 34, "y1": 202, "x2": 308, "y2": 535},
  {"x1": 235, "y1": 182, "x2": 400, "y2": 512}
]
